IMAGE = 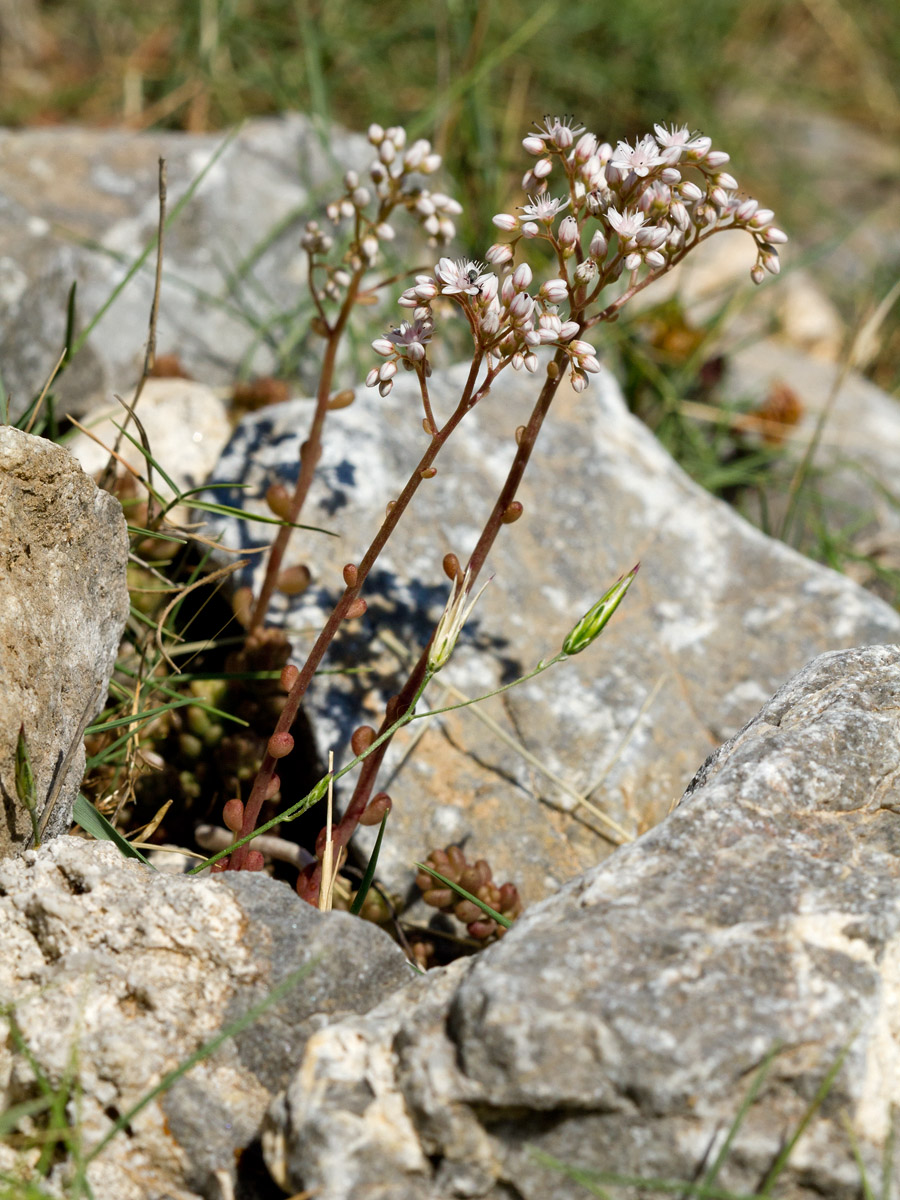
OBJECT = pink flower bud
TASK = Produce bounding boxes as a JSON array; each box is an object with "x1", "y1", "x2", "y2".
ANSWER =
[
  {"x1": 486, "y1": 242, "x2": 513, "y2": 264},
  {"x1": 533, "y1": 158, "x2": 553, "y2": 179},
  {"x1": 735, "y1": 198, "x2": 759, "y2": 222},
  {"x1": 541, "y1": 278, "x2": 569, "y2": 303},
  {"x1": 492, "y1": 212, "x2": 518, "y2": 231},
  {"x1": 367, "y1": 123, "x2": 384, "y2": 144},
  {"x1": 512, "y1": 263, "x2": 533, "y2": 290},
  {"x1": 509, "y1": 293, "x2": 534, "y2": 320},
  {"x1": 704, "y1": 150, "x2": 730, "y2": 168},
  {"x1": 522, "y1": 136, "x2": 545, "y2": 155},
  {"x1": 589, "y1": 230, "x2": 608, "y2": 259},
  {"x1": 558, "y1": 216, "x2": 578, "y2": 247},
  {"x1": 764, "y1": 227, "x2": 788, "y2": 244},
  {"x1": 371, "y1": 338, "x2": 393, "y2": 356},
  {"x1": 574, "y1": 132, "x2": 598, "y2": 161}
]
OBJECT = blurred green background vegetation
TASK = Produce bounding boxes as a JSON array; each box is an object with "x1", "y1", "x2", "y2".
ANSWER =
[
  {"x1": 2, "y1": 0, "x2": 898, "y2": 365},
  {"x1": 2, "y1": 0, "x2": 898, "y2": 541}
]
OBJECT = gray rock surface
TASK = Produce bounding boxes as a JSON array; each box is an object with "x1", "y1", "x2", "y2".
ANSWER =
[
  {"x1": 0, "y1": 115, "x2": 371, "y2": 416},
  {"x1": 0, "y1": 427, "x2": 129, "y2": 856},
  {"x1": 204, "y1": 361, "x2": 900, "y2": 905},
  {"x1": 66, "y1": 376, "x2": 232, "y2": 523},
  {"x1": 726, "y1": 340, "x2": 900, "y2": 586},
  {"x1": 264, "y1": 644, "x2": 900, "y2": 1200},
  {"x1": 0, "y1": 836, "x2": 410, "y2": 1199}
]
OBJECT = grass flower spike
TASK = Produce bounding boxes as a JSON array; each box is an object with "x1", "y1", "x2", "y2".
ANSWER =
[
  {"x1": 428, "y1": 569, "x2": 491, "y2": 672},
  {"x1": 562, "y1": 564, "x2": 640, "y2": 656}
]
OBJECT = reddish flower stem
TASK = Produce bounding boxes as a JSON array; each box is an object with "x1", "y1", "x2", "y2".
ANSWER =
[
  {"x1": 297, "y1": 348, "x2": 569, "y2": 900},
  {"x1": 229, "y1": 351, "x2": 486, "y2": 868},
  {"x1": 247, "y1": 269, "x2": 364, "y2": 634}
]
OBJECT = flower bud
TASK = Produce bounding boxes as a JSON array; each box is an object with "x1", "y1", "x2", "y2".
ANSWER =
[
  {"x1": 704, "y1": 150, "x2": 730, "y2": 169},
  {"x1": 558, "y1": 216, "x2": 578, "y2": 247},
  {"x1": 541, "y1": 278, "x2": 569, "y2": 303},
  {"x1": 512, "y1": 262, "x2": 533, "y2": 290},
  {"x1": 562, "y1": 564, "x2": 639, "y2": 655},
  {"x1": 493, "y1": 212, "x2": 518, "y2": 231},
  {"x1": 486, "y1": 242, "x2": 513, "y2": 265}
]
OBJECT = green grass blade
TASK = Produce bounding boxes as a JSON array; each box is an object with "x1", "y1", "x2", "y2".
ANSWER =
[
  {"x1": 700, "y1": 1044, "x2": 780, "y2": 1191},
  {"x1": 188, "y1": 496, "x2": 335, "y2": 535},
  {"x1": 757, "y1": 1034, "x2": 857, "y2": 1194},
  {"x1": 72, "y1": 794, "x2": 154, "y2": 868},
  {"x1": 529, "y1": 1149, "x2": 760, "y2": 1199},
  {"x1": 413, "y1": 861, "x2": 512, "y2": 929},
  {"x1": 349, "y1": 812, "x2": 388, "y2": 915}
]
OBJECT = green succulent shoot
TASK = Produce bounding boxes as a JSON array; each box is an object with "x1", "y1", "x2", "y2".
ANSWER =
[{"x1": 562, "y1": 563, "x2": 640, "y2": 656}]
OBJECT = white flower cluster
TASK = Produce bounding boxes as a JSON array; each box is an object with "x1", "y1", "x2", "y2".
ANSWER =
[
  {"x1": 496, "y1": 116, "x2": 786, "y2": 285},
  {"x1": 324, "y1": 125, "x2": 462, "y2": 265},
  {"x1": 367, "y1": 115, "x2": 786, "y2": 399},
  {"x1": 368, "y1": 255, "x2": 601, "y2": 396}
]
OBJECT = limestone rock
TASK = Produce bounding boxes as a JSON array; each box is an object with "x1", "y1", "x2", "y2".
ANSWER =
[
  {"x1": 726, "y1": 340, "x2": 900, "y2": 586},
  {"x1": 264, "y1": 644, "x2": 900, "y2": 1200},
  {"x1": 0, "y1": 427, "x2": 128, "y2": 856},
  {"x1": 0, "y1": 836, "x2": 410, "y2": 1199},
  {"x1": 202, "y1": 362, "x2": 900, "y2": 905},
  {"x1": 0, "y1": 115, "x2": 371, "y2": 417},
  {"x1": 67, "y1": 376, "x2": 232, "y2": 519}
]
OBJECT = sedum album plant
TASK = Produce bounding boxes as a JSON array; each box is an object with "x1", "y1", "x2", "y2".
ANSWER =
[{"x1": 211, "y1": 116, "x2": 785, "y2": 903}]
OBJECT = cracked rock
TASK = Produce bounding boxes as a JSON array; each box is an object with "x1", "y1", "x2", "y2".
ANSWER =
[
  {"x1": 0, "y1": 837, "x2": 410, "y2": 1199},
  {"x1": 264, "y1": 644, "x2": 900, "y2": 1200}
]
